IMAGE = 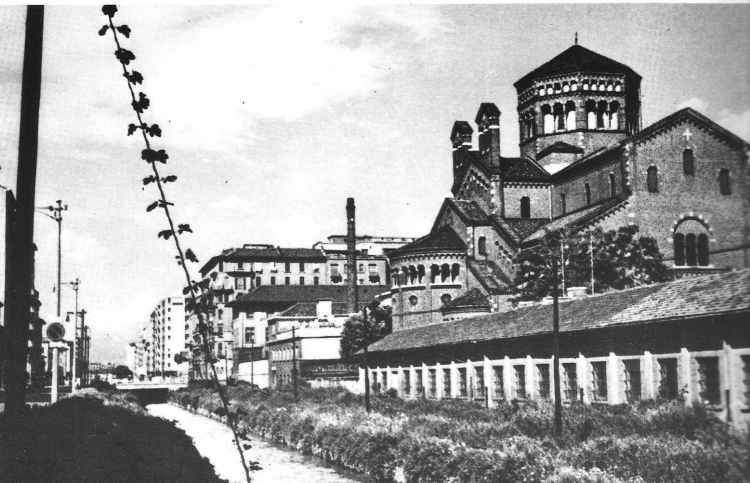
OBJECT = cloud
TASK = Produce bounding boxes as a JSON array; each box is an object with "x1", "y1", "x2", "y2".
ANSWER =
[
  {"x1": 677, "y1": 97, "x2": 709, "y2": 113},
  {"x1": 716, "y1": 109, "x2": 750, "y2": 142}
]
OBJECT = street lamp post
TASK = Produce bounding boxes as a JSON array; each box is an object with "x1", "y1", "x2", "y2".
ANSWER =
[{"x1": 63, "y1": 278, "x2": 81, "y2": 391}]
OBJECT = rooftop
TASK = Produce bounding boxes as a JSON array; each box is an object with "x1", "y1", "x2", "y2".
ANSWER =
[
  {"x1": 369, "y1": 269, "x2": 750, "y2": 353},
  {"x1": 230, "y1": 284, "x2": 389, "y2": 306}
]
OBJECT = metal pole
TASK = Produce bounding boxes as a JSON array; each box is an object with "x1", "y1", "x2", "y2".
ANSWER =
[
  {"x1": 3, "y1": 6, "x2": 45, "y2": 417},
  {"x1": 362, "y1": 306, "x2": 371, "y2": 413},
  {"x1": 51, "y1": 346, "x2": 59, "y2": 403},
  {"x1": 71, "y1": 285, "x2": 79, "y2": 391},
  {"x1": 56, "y1": 202, "x2": 61, "y2": 317},
  {"x1": 552, "y1": 257, "x2": 563, "y2": 436},
  {"x1": 292, "y1": 327, "x2": 298, "y2": 402}
]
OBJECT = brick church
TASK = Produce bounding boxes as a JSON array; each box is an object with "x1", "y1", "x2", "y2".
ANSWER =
[{"x1": 388, "y1": 42, "x2": 749, "y2": 332}]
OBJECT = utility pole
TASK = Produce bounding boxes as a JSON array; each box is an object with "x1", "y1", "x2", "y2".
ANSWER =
[
  {"x1": 362, "y1": 305, "x2": 371, "y2": 413},
  {"x1": 3, "y1": 6, "x2": 45, "y2": 418},
  {"x1": 36, "y1": 200, "x2": 67, "y2": 317},
  {"x1": 552, "y1": 257, "x2": 563, "y2": 436},
  {"x1": 63, "y1": 278, "x2": 80, "y2": 390},
  {"x1": 78, "y1": 309, "x2": 87, "y2": 387},
  {"x1": 291, "y1": 326, "x2": 298, "y2": 403}
]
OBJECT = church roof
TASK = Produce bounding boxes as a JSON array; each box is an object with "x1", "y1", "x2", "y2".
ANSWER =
[
  {"x1": 628, "y1": 107, "x2": 750, "y2": 149},
  {"x1": 389, "y1": 225, "x2": 467, "y2": 258},
  {"x1": 441, "y1": 288, "x2": 492, "y2": 311},
  {"x1": 537, "y1": 141, "x2": 585, "y2": 160},
  {"x1": 523, "y1": 195, "x2": 629, "y2": 244},
  {"x1": 368, "y1": 269, "x2": 750, "y2": 354},
  {"x1": 514, "y1": 44, "x2": 640, "y2": 89},
  {"x1": 499, "y1": 157, "x2": 550, "y2": 181},
  {"x1": 504, "y1": 219, "x2": 550, "y2": 240},
  {"x1": 446, "y1": 199, "x2": 491, "y2": 226},
  {"x1": 467, "y1": 259, "x2": 514, "y2": 294}
]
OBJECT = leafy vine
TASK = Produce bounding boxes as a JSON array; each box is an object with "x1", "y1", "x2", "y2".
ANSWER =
[{"x1": 100, "y1": 5, "x2": 259, "y2": 481}]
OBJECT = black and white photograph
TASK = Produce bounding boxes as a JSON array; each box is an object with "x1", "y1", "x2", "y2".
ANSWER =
[{"x1": 0, "y1": 3, "x2": 749, "y2": 482}]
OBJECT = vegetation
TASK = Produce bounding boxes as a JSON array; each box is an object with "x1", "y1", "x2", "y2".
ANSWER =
[
  {"x1": 514, "y1": 225, "x2": 672, "y2": 301},
  {"x1": 0, "y1": 390, "x2": 227, "y2": 483},
  {"x1": 340, "y1": 302, "x2": 393, "y2": 359},
  {"x1": 171, "y1": 384, "x2": 748, "y2": 483}
]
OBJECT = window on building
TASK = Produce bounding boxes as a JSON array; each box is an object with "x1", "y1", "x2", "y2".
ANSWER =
[
  {"x1": 428, "y1": 369, "x2": 437, "y2": 398},
  {"x1": 647, "y1": 166, "x2": 658, "y2": 193},
  {"x1": 685, "y1": 233, "x2": 698, "y2": 266},
  {"x1": 674, "y1": 233, "x2": 686, "y2": 266},
  {"x1": 440, "y1": 293, "x2": 452, "y2": 305},
  {"x1": 623, "y1": 360, "x2": 641, "y2": 402},
  {"x1": 514, "y1": 365, "x2": 526, "y2": 399},
  {"x1": 563, "y1": 363, "x2": 578, "y2": 402},
  {"x1": 591, "y1": 361, "x2": 607, "y2": 402},
  {"x1": 683, "y1": 149, "x2": 694, "y2": 175},
  {"x1": 451, "y1": 264, "x2": 460, "y2": 283},
  {"x1": 658, "y1": 358, "x2": 679, "y2": 400},
  {"x1": 414, "y1": 369, "x2": 423, "y2": 397},
  {"x1": 719, "y1": 169, "x2": 731, "y2": 195},
  {"x1": 256, "y1": 276, "x2": 262, "y2": 287},
  {"x1": 492, "y1": 366, "x2": 505, "y2": 401},
  {"x1": 457, "y1": 368, "x2": 467, "y2": 397},
  {"x1": 235, "y1": 277, "x2": 246, "y2": 290},
  {"x1": 245, "y1": 327, "x2": 255, "y2": 345},
  {"x1": 742, "y1": 355, "x2": 750, "y2": 406},
  {"x1": 271, "y1": 276, "x2": 276, "y2": 285},
  {"x1": 237, "y1": 261, "x2": 244, "y2": 270},
  {"x1": 560, "y1": 193, "x2": 567, "y2": 215},
  {"x1": 520, "y1": 197, "x2": 531, "y2": 218},
  {"x1": 698, "y1": 234, "x2": 710, "y2": 266},
  {"x1": 697, "y1": 357, "x2": 721, "y2": 405},
  {"x1": 409, "y1": 295, "x2": 418, "y2": 306},
  {"x1": 609, "y1": 173, "x2": 616, "y2": 197},
  {"x1": 299, "y1": 277, "x2": 305, "y2": 285},
  {"x1": 585, "y1": 183, "x2": 591, "y2": 206},
  {"x1": 313, "y1": 276, "x2": 319, "y2": 285},
  {"x1": 284, "y1": 277, "x2": 290, "y2": 285},
  {"x1": 477, "y1": 236, "x2": 487, "y2": 255},
  {"x1": 537, "y1": 364, "x2": 550, "y2": 399},
  {"x1": 403, "y1": 371, "x2": 411, "y2": 397},
  {"x1": 442, "y1": 368, "x2": 451, "y2": 398},
  {"x1": 284, "y1": 262, "x2": 291, "y2": 273},
  {"x1": 299, "y1": 262, "x2": 305, "y2": 272},
  {"x1": 475, "y1": 367, "x2": 484, "y2": 398}
]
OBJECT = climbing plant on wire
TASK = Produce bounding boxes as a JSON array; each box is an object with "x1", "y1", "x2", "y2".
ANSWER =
[{"x1": 99, "y1": 6, "x2": 259, "y2": 481}]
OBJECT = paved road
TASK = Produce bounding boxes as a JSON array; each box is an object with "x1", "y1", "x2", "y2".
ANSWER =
[{"x1": 148, "y1": 404, "x2": 371, "y2": 483}]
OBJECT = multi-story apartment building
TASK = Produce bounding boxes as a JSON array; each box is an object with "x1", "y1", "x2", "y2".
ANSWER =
[
  {"x1": 313, "y1": 235, "x2": 416, "y2": 286},
  {"x1": 135, "y1": 295, "x2": 188, "y2": 378}
]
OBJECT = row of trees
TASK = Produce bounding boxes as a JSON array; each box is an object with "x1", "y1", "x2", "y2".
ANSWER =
[{"x1": 341, "y1": 225, "x2": 671, "y2": 356}]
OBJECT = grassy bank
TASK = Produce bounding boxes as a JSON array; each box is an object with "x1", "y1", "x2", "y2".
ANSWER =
[
  {"x1": 0, "y1": 389, "x2": 227, "y2": 483},
  {"x1": 171, "y1": 383, "x2": 748, "y2": 483}
]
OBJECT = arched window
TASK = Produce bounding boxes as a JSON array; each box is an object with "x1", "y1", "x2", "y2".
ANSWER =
[
  {"x1": 417, "y1": 265, "x2": 425, "y2": 284},
  {"x1": 609, "y1": 101, "x2": 619, "y2": 130},
  {"x1": 585, "y1": 183, "x2": 591, "y2": 206},
  {"x1": 586, "y1": 100, "x2": 597, "y2": 129},
  {"x1": 560, "y1": 193, "x2": 567, "y2": 215},
  {"x1": 719, "y1": 169, "x2": 731, "y2": 195},
  {"x1": 409, "y1": 266, "x2": 418, "y2": 284},
  {"x1": 401, "y1": 267, "x2": 409, "y2": 285},
  {"x1": 609, "y1": 173, "x2": 616, "y2": 197},
  {"x1": 429, "y1": 264, "x2": 438, "y2": 284},
  {"x1": 647, "y1": 166, "x2": 658, "y2": 193},
  {"x1": 685, "y1": 234, "x2": 697, "y2": 266},
  {"x1": 553, "y1": 103, "x2": 565, "y2": 131},
  {"x1": 520, "y1": 197, "x2": 531, "y2": 218},
  {"x1": 477, "y1": 237, "x2": 487, "y2": 255},
  {"x1": 673, "y1": 233, "x2": 685, "y2": 266},
  {"x1": 565, "y1": 101, "x2": 576, "y2": 130},
  {"x1": 698, "y1": 234, "x2": 709, "y2": 266},
  {"x1": 542, "y1": 105, "x2": 553, "y2": 134},
  {"x1": 314, "y1": 276, "x2": 319, "y2": 285},
  {"x1": 597, "y1": 101, "x2": 608, "y2": 129},
  {"x1": 451, "y1": 264, "x2": 460, "y2": 282},
  {"x1": 440, "y1": 264, "x2": 450, "y2": 283},
  {"x1": 683, "y1": 149, "x2": 694, "y2": 175}
]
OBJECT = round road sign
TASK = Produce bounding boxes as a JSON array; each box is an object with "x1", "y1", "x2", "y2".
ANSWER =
[{"x1": 46, "y1": 322, "x2": 66, "y2": 342}]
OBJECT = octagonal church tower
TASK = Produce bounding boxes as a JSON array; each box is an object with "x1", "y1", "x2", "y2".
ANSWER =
[{"x1": 514, "y1": 41, "x2": 642, "y2": 172}]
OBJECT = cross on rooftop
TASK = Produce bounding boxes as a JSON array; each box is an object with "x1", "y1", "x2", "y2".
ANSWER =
[{"x1": 683, "y1": 128, "x2": 692, "y2": 142}]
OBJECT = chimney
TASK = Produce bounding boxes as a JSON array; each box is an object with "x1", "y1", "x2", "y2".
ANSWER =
[
  {"x1": 475, "y1": 103, "x2": 501, "y2": 167},
  {"x1": 316, "y1": 299, "x2": 333, "y2": 319},
  {"x1": 450, "y1": 121, "x2": 473, "y2": 182},
  {"x1": 346, "y1": 198, "x2": 358, "y2": 313}
]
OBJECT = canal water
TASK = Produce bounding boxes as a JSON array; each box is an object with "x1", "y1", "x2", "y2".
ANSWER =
[{"x1": 147, "y1": 404, "x2": 372, "y2": 483}]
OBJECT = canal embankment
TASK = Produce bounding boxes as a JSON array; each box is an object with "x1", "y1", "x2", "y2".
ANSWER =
[{"x1": 171, "y1": 383, "x2": 750, "y2": 483}]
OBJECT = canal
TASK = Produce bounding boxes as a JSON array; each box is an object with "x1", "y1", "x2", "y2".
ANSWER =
[{"x1": 147, "y1": 404, "x2": 373, "y2": 483}]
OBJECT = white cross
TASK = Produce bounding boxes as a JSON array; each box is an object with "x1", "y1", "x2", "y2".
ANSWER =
[{"x1": 683, "y1": 128, "x2": 692, "y2": 142}]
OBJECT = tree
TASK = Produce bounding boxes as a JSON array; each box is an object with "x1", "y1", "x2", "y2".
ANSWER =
[
  {"x1": 340, "y1": 303, "x2": 392, "y2": 359},
  {"x1": 514, "y1": 224, "x2": 671, "y2": 301}
]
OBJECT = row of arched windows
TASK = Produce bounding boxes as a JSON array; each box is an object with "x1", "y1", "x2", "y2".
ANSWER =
[
  {"x1": 674, "y1": 233, "x2": 710, "y2": 266},
  {"x1": 393, "y1": 263, "x2": 461, "y2": 286},
  {"x1": 537, "y1": 79, "x2": 622, "y2": 97},
  {"x1": 646, "y1": 166, "x2": 731, "y2": 195},
  {"x1": 523, "y1": 100, "x2": 620, "y2": 137}
]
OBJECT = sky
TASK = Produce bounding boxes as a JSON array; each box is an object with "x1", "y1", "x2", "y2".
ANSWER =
[{"x1": 0, "y1": 4, "x2": 748, "y2": 364}]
